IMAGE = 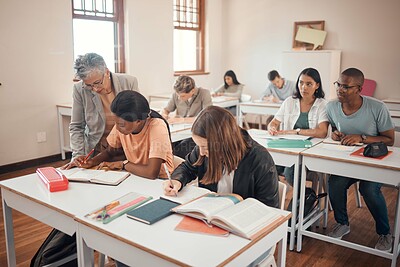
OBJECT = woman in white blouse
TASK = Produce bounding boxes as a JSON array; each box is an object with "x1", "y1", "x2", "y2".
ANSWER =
[{"x1": 267, "y1": 67, "x2": 328, "y2": 186}]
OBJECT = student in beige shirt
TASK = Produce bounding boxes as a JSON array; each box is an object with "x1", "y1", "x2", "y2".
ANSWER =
[
  {"x1": 162, "y1": 76, "x2": 212, "y2": 159},
  {"x1": 162, "y1": 75, "x2": 212, "y2": 124}
]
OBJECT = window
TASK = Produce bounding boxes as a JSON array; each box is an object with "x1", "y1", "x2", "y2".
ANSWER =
[
  {"x1": 173, "y1": 0, "x2": 205, "y2": 75},
  {"x1": 72, "y1": 0, "x2": 125, "y2": 73}
]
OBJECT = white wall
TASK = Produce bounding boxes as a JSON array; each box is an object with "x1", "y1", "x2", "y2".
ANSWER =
[
  {"x1": 0, "y1": 0, "x2": 74, "y2": 165},
  {"x1": 0, "y1": 0, "x2": 224, "y2": 166},
  {"x1": 124, "y1": 0, "x2": 224, "y2": 96},
  {"x1": 222, "y1": 0, "x2": 400, "y2": 101},
  {"x1": 1, "y1": 0, "x2": 399, "y2": 165}
]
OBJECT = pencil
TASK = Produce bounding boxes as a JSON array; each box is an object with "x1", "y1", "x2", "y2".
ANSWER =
[
  {"x1": 83, "y1": 148, "x2": 95, "y2": 163},
  {"x1": 163, "y1": 163, "x2": 177, "y2": 196}
]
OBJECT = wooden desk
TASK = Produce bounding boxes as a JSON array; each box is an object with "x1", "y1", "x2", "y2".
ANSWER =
[
  {"x1": 297, "y1": 144, "x2": 400, "y2": 267},
  {"x1": 238, "y1": 101, "x2": 281, "y2": 128},
  {"x1": 248, "y1": 129, "x2": 323, "y2": 251},
  {"x1": 57, "y1": 103, "x2": 72, "y2": 160},
  {"x1": 75, "y1": 177, "x2": 290, "y2": 267}
]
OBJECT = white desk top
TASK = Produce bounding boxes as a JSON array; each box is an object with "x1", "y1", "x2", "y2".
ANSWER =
[
  {"x1": 248, "y1": 129, "x2": 323, "y2": 155},
  {"x1": 74, "y1": 179, "x2": 289, "y2": 267},
  {"x1": 383, "y1": 98, "x2": 400, "y2": 104},
  {"x1": 240, "y1": 101, "x2": 281, "y2": 108},
  {"x1": 390, "y1": 110, "x2": 400, "y2": 118},
  {"x1": 301, "y1": 143, "x2": 400, "y2": 172}
]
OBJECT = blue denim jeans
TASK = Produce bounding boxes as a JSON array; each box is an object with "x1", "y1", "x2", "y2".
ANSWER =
[{"x1": 328, "y1": 175, "x2": 390, "y2": 235}]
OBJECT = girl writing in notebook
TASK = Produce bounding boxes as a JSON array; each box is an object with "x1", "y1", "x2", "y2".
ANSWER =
[
  {"x1": 163, "y1": 106, "x2": 279, "y2": 208},
  {"x1": 75, "y1": 91, "x2": 174, "y2": 179}
]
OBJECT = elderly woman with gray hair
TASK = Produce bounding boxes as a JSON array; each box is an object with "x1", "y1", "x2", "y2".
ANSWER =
[{"x1": 62, "y1": 52, "x2": 139, "y2": 169}]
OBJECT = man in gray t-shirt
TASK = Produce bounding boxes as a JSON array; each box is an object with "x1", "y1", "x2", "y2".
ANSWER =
[
  {"x1": 260, "y1": 70, "x2": 296, "y2": 102},
  {"x1": 326, "y1": 67, "x2": 395, "y2": 252}
]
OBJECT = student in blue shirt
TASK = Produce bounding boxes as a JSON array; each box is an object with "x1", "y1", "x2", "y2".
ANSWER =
[{"x1": 326, "y1": 67, "x2": 395, "y2": 252}]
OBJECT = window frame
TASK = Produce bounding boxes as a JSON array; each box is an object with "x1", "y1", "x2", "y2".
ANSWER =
[
  {"x1": 173, "y1": 0, "x2": 207, "y2": 76},
  {"x1": 72, "y1": 0, "x2": 126, "y2": 73}
]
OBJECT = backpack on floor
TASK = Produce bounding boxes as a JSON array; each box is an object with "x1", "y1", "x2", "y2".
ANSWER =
[
  {"x1": 30, "y1": 228, "x2": 77, "y2": 267},
  {"x1": 287, "y1": 187, "x2": 327, "y2": 227}
]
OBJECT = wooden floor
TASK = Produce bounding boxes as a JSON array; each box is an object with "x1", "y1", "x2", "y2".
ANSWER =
[{"x1": 0, "y1": 160, "x2": 398, "y2": 267}]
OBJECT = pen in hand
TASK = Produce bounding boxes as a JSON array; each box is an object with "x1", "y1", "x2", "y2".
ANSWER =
[
  {"x1": 163, "y1": 163, "x2": 177, "y2": 197},
  {"x1": 83, "y1": 148, "x2": 95, "y2": 164}
]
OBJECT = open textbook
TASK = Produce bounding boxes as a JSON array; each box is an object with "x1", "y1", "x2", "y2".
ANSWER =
[
  {"x1": 58, "y1": 168, "x2": 130, "y2": 185},
  {"x1": 172, "y1": 193, "x2": 286, "y2": 240}
]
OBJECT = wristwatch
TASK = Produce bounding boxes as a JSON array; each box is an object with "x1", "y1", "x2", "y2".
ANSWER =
[
  {"x1": 295, "y1": 128, "x2": 301, "y2": 135},
  {"x1": 361, "y1": 134, "x2": 367, "y2": 142},
  {"x1": 122, "y1": 160, "x2": 129, "y2": 170}
]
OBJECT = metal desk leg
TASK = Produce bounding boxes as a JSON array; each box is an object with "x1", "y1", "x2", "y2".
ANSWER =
[
  {"x1": 277, "y1": 224, "x2": 288, "y2": 267},
  {"x1": 390, "y1": 186, "x2": 400, "y2": 267},
  {"x1": 2, "y1": 193, "x2": 16, "y2": 267},
  {"x1": 76, "y1": 224, "x2": 94, "y2": 267},
  {"x1": 288, "y1": 158, "x2": 301, "y2": 251},
  {"x1": 296, "y1": 163, "x2": 308, "y2": 252},
  {"x1": 57, "y1": 109, "x2": 66, "y2": 160}
]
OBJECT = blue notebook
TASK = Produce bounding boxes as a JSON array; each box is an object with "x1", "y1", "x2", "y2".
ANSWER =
[{"x1": 126, "y1": 198, "x2": 179, "y2": 225}]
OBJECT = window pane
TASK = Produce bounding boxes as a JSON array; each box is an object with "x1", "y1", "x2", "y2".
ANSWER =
[
  {"x1": 73, "y1": 19, "x2": 116, "y2": 72},
  {"x1": 173, "y1": 29, "x2": 198, "y2": 71}
]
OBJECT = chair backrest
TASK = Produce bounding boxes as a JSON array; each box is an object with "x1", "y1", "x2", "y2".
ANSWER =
[
  {"x1": 360, "y1": 79, "x2": 376, "y2": 97},
  {"x1": 278, "y1": 181, "x2": 287, "y2": 210},
  {"x1": 173, "y1": 156, "x2": 185, "y2": 170}
]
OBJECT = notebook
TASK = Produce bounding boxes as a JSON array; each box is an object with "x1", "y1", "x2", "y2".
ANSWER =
[
  {"x1": 58, "y1": 168, "x2": 130, "y2": 185},
  {"x1": 266, "y1": 139, "x2": 312, "y2": 148},
  {"x1": 126, "y1": 198, "x2": 180, "y2": 225}
]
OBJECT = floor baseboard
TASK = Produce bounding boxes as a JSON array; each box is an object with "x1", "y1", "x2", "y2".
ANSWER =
[{"x1": 0, "y1": 152, "x2": 72, "y2": 175}]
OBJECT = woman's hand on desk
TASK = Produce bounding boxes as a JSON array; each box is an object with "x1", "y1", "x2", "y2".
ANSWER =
[
  {"x1": 163, "y1": 179, "x2": 182, "y2": 196},
  {"x1": 96, "y1": 161, "x2": 124, "y2": 171},
  {"x1": 61, "y1": 156, "x2": 91, "y2": 170},
  {"x1": 267, "y1": 126, "x2": 278, "y2": 136}
]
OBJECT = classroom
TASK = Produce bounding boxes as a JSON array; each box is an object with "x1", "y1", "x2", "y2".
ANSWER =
[{"x1": 0, "y1": 0, "x2": 400, "y2": 266}]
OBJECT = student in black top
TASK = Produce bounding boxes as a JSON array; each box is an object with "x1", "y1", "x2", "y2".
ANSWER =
[{"x1": 163, "y1": 105, "x2": 279, "y2": 208}]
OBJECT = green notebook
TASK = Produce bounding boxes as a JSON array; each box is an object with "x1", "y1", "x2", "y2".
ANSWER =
[
  {"x1": 266, "y1": 139, "x2": 312, "y2": 148},
  {"x1": 126, "y1": 198, "x2": 180, "y2": 225}
]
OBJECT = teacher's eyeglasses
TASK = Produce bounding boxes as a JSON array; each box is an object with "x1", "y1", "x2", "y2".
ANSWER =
[
  {"x1": 82, "y1": 74, "x2": 105, "y2": 90},
  {"x1": 333, "y1": 81, "x2": 359, "y2": 92}
]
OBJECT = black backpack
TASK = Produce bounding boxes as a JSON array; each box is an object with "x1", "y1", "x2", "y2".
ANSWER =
[
  {"x1": 287, "y1": 187, "x2": 327, "y2": 227},
  {"x1": 30, "y1": 229, "x2": 77, "y2": 267}
]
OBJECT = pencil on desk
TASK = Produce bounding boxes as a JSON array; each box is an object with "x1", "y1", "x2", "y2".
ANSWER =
[{"x1": 163, "y1": 163, "x2": 177, "y2": 197}]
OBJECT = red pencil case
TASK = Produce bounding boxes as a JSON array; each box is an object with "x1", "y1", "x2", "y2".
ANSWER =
[{"x1": 36, "y1": 167, "x2": 69, "y2": 192}]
